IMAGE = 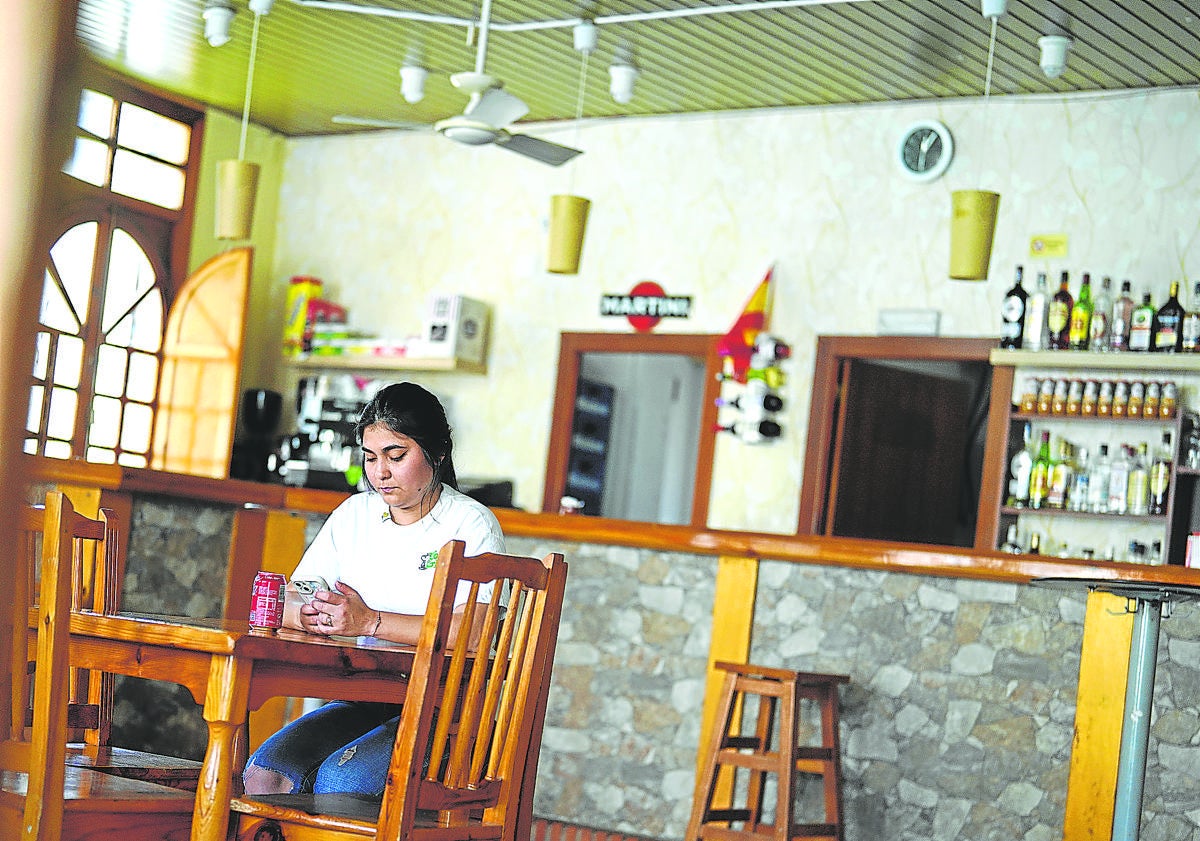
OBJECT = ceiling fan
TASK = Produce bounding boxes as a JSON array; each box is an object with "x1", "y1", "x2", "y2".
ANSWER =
[{"x1": 331, "y1": 1, "x2": 583, "y2": 167}]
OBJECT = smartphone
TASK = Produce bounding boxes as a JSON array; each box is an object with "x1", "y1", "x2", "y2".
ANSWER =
[{"x1": 293, "y1": 577, "x2": 330, "y2": 603}]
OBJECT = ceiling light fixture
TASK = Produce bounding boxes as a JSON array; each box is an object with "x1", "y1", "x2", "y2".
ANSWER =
[
  {"x1": 1038, "y1": 34, "x2": 1072, "y2": 78},
  {"x1": 216, "y1": 0, "x2": 271, "y2": 240},
  {"x1": 547, "y1": 21, "x2": 595, "y2": 275},
  {"x1": 202, "y1": 0, "x2": 236, "y2": 47},
  {"x1": 949, "y1": 0, "x2": 1004, "y2": 280},
  {"x1": 609, "y1": 41, "x2": 639, "y2": 105}
]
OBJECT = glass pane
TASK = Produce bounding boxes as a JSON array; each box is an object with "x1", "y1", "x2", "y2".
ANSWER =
[
  {"x1": 46, "y1": 387, "x2": 78, "y2": 440},
  {"x1": 126, "y1": 352, "x2": 159, "y2": 403},
  {"x1": 117, "y1": 453, "x2": 147, "y2": 468},
  {"x1": 44, "y1": 440, "x2": 72, "y2": 460},
  {"x1": 24, "y1": 439, "x2": 38, "y2": 456},
  {"x1": 87, "y1": 447, "x2": 117, "y2": 464},
  {"x1": 32, "y1": 332, "x2": 49, "y2": 380},
  {"x1": 103, "y1": 229, "x2": 156, "y2": 338},
  {"x1": 89, "y1": 395, "x2": 121, "y2": 448},
  {"x1": 53, "y1": 335, "x2": 83, "y2": 388},
  {"x1": 63, "y1": 135, "x2": 111, "y2": 187},
  {"x1": 45, "y1": 222, "x2": 97, "y2": 333},
  {"x1": 120, "y1": 402, "x2": 153, "y2": 452},
  {"x1": 117, "y1": 102, "x2": 190, "y2": 165},
  {"x1": 26, "y1": 386, "x2": 44, "y2": 433},
  {"x1": 78, "y1": 89, "x2": 115, "y2": 139},
  {"x1": 95, "y1": 344, "x2": 128, "y2": 397},
  {"x1": 111, "y1": 149, "x2": 185, "y2": 210}
]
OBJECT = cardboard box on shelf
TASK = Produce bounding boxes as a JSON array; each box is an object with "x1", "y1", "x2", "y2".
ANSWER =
[{"x1": 419, "y1": 294, "x2": 490, "y2": 363}]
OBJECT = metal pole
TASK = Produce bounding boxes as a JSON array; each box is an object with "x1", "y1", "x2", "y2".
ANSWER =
[{"x1": 1111, "y1": 597, "x2": 1163, "y2": 841}]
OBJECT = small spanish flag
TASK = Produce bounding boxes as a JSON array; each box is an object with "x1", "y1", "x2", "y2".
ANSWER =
[{"x1": 717, "y1": 266, "x2": 774, "y2": 382}]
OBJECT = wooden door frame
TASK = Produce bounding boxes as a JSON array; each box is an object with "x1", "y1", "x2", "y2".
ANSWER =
[
  {"x1": 541, "y1": 332, "x2": 722, "y2": 527},
  {"x1": 797, "y1": 335, "x2": 998, "y2": 541}
]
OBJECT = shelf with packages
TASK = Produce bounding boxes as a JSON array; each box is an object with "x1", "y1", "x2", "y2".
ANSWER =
[
  {"x1": 284, "y1": 353, "x2": 487, "y2": 375},
  {"x1": 986, "y1": 350, "x2": 1200, "y2": 567}
]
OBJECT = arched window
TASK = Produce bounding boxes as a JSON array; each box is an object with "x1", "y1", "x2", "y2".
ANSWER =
[{"x1": 26, "y1": 82, "x2": 201, "y2": 466}]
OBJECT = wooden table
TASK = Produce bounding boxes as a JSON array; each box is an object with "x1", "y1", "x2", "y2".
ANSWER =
[{"x1": 68, "y1": 612, "x2": 417, "y2": 841}]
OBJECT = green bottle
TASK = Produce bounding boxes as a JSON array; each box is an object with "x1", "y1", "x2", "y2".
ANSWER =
[
  {"x1": 1068, "y1": 273, "x2": 1093, "y2": 350},
  {"x1": 1028, "y1": 430, "x2": 1053, "y2": 509}
]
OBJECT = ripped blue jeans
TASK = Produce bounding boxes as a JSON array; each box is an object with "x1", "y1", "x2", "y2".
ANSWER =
[{"x1": 244, "y1": 700, "x2": 401, "y2": 795}]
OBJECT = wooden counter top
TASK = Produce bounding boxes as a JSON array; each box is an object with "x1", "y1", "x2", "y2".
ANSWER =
[{"x1": 28, "y1": 455, "x2": 1200, "y2": 588}]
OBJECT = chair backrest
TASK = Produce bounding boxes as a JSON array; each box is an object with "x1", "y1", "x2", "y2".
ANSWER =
[
  {"x1": 2, "y1": 491, "x2": 81, "y2": 840},
  {"x1": 13, "y1": 491, "x2": 122, "y2": 747},
  {"x1": 375, "y1": 539, "x2": 568, "y2": 841}
]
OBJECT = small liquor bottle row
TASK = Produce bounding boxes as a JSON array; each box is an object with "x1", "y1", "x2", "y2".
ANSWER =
[
  {"x1": 999, "y1": 266, "x2": 1200, "y2": 353},
  {"x1": 1007, "y1": 425, "x2": 1175, "y2": 517},
  {"x1": 1016, "y1": 376, "x2": 1180, "y2": 418}
]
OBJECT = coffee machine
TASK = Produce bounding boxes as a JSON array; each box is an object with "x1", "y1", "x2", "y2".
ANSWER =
[
  {"x1": 229, "y1": 389, "x2": 283, "y2": 482},
  {"x1": 280, "y1": 376, "x2": 367, "y2": 490}
]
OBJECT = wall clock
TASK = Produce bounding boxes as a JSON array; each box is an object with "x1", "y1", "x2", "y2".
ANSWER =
[{"x1": 897, "y1": 120, "x2": 953, "y2": 182}]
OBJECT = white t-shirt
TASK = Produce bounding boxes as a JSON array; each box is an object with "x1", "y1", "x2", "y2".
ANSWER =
[{"x1": 290, "y1": 485, "x2": 504, "y2": 615}]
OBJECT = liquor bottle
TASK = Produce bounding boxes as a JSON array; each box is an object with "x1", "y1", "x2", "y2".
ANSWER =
[
  {"x1": 1090, "y1": 276, "x2": 1113, "y2": 351},
  {"x1": 1148, "y1": 540, "x2": 1163, "y2": 566},
  {"x1": 1069, "y1": 446, "x2": 1090, "y2": 512},
  {"x1": 1000, "y1": 524, "x2": 1023, "y2": 554},
  {"x1": 1128, "y1": 293, "x2": 1155, "y2": 352},
  {"x1": 1022, "y1": 272, "x2": 1050, "y2": 351},
  {"x1": 1110, "y1": 279, "x2": 1135, "y2": 351},
  {"x1": 1068, "y1": 272, "x2": 1093, "y2": 350},
  {"x1": 716, "y1": 392, "x2": 785, "y2": 413},
  {"x1": 1107, "y1": 444, "x2": 1131, "y2": 515},
  {"x1": 1182, "y1": 280, "x2": 1200, "y2": 352},
  {"x1": 1126, "y1": 442, "x2": 1150, "y2": 516},
  {"x1": 1046, "y1": 438, "x2": 1073, "y2": 509},
  {"x1": 1028, "y1": 430, "x2": 1053, "y2": 509},
  {"x1": 1028, "y1": 533, "x2": 1042, "y2": 555},
  {"x1": 1152, "y1": 280, "x2": 1185, "y2": 352},
  {"x1": 1087, "y1": 443, "x2": 1111, "y2": 513},
  {"x1": 999, "y1": 265, "x2": 1028, "y2": 349},
  {"x1": 1047, "y1": 271, "x2": 1073, "y2": 350},
  {"x1": 716, "y1": 419, "x2": 782, "y2": 444},
  {"x1": 1007, "y1": 422, "x2": 1034, "y2": 506},
  {"x1": 1148, "y1": 431, "x2": 1173, "y2": 515}
]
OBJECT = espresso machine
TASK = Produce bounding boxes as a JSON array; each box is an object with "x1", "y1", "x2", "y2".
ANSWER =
[{"x1": 280, "y1": 376, "x2": 368, "y2": 490}]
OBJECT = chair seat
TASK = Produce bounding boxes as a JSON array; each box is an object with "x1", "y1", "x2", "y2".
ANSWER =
[
  {"x1": 65, "y1": 743, "x2": 204, "y2": 791},
  {"x1": 233, "y1": 792, "x2": 504, "y2": 839}
]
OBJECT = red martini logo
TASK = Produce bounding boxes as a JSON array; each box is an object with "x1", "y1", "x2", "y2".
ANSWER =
[{"x1": 600, "y1": 281, "x2": 692, "y2": 333}]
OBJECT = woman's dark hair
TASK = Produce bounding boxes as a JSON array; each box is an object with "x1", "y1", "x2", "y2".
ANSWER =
[{"x1": 355, "y1": 382, "x2": 458, "y2": 496}]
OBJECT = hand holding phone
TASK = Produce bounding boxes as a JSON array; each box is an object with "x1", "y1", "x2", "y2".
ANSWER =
[{"x1": 293, "y1": 577, "x2": 330, "y2": 604}]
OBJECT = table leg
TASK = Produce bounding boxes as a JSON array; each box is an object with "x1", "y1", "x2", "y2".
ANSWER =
[
  {"x1": 1111, "y1": 598, "x2": 1163, "y2": 841},
  {"x1": 192, "y1": 654, "x2": 252, "y2": 841}
]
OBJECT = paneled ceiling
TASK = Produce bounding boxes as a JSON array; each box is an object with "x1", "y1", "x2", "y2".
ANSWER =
[{"x1": 75, "y1": 0, "x2": 1200, "y2": 138}]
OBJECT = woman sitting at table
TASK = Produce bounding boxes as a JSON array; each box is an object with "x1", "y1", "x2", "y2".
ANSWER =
[{"x1": 242, "y1": 381, "x2": 504, "y2": 796}]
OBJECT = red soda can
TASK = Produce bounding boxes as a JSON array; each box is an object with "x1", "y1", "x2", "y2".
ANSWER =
[{"x1": 249, "y1": 571, "x2": 286, "y2": 631}]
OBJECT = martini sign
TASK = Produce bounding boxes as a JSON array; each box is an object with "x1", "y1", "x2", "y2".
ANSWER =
[{"x1": 600, "y1": 281, "x2": 692, "y2": 333}]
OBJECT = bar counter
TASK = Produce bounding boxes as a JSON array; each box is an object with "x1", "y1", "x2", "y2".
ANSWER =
[{"x1": 28, "y1": 454, "x2": 1200, "y2": 588}]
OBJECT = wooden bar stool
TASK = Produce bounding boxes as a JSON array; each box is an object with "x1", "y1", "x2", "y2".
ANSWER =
[{"x1": 686, "y1": 662, "x2": 850, "y2": 841}]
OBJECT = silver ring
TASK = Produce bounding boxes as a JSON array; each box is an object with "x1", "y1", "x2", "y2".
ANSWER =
[{"x1": 323, "y1": 615, "x2": 332, "y2": 626}]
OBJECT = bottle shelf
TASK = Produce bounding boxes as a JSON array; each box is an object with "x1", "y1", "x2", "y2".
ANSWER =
[
  {"x1": 284, "y1": 354, "x2": 486, "y2": 375},
  {"x1": 1000, "y1": 506, "x2": 1167, "y2": 523},
  {"x1": 1009, "y1": 411, "x2": 1180, "y2": 425},
  {"x1": 990, "y1": 348, "x2": 1200, "y2": 372}
]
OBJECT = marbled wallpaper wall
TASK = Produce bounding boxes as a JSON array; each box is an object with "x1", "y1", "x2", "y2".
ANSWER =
[{"x1": 261, "y1": 89, "x2": 1200, "y2": 534}]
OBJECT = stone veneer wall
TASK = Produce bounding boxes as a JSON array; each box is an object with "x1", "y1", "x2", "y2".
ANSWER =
[{"x1": 111, "y1": 498, "x2": 1200, "y2": 840}]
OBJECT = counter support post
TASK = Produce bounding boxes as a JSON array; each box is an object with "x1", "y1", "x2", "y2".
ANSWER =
[{"x1": 1111, "y1": 598, "x2": 1163, "y2": 841}]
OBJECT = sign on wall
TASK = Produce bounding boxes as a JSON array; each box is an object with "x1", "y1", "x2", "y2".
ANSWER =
[{"x1": 600, "y1": 281, "x2": 693, "y2": 333}]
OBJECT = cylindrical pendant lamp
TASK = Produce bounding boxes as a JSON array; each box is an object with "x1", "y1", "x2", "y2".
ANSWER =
[
  {"x1": 215, "y1": 159, "x2": 260, "y2": 240},
  {"x1": 547, "y1": 194, "x2": 591, "y2": 274},
  {"x1": 949, "y1": 189, "x2": 1000, "y2": 280}
]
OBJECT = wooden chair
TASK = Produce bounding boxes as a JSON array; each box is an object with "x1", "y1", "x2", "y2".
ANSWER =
[
  {"x1": 230, "y1": 538, "x2": 569, "y2": 841},
  {"x1": 14, "y1": 490, "x2": 203, "y2": 791},
  {"x1": 1, "y1": 491, "x2": 196, "y2": 840}
]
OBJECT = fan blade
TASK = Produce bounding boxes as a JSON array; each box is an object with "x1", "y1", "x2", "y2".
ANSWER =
[
  {"x1": 332, "y1": 115, "x2": 428, "y2": 130},
  {"x1": 495, "y1": 133, "x2": 583, "y2": 167},
  {"x1": 465, "y1": 87, "x2": 529, "y2": 129}
]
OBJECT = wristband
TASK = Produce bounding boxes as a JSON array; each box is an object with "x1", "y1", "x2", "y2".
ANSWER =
[{"x1": 370, "y1": 611, "x2": 382, "y2": 637}]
